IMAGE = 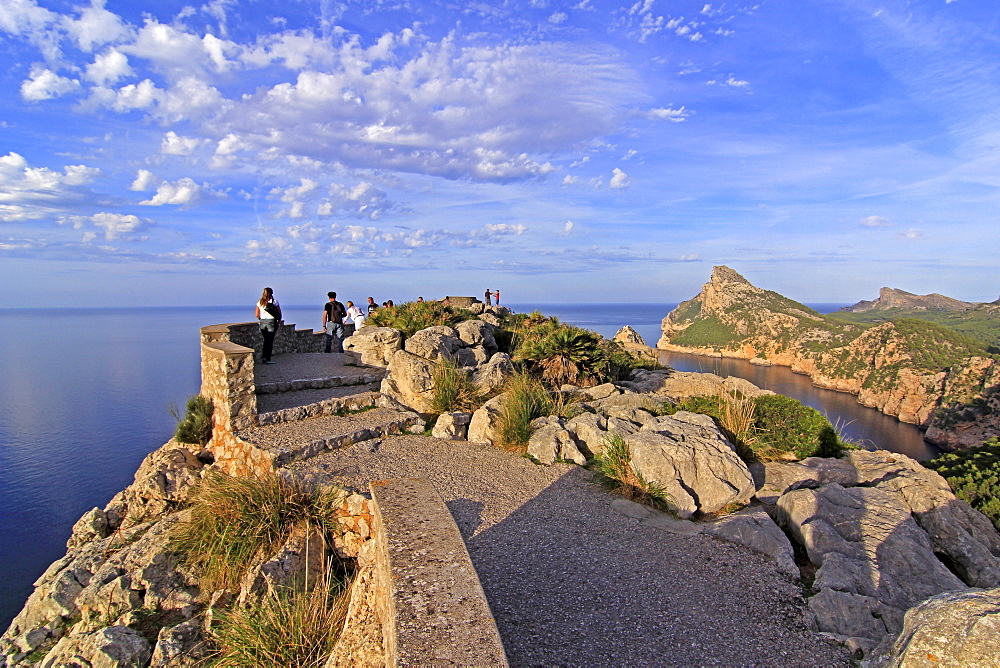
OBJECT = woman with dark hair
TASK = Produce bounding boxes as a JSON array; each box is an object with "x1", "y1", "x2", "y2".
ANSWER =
[{"x1": 255, "y1": 287, "x2": 281, "y2": 364}]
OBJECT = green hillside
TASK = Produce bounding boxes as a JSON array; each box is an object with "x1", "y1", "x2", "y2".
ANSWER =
[{"x1": 830, "y1": 306, "x2": 1000, "y2": 351}]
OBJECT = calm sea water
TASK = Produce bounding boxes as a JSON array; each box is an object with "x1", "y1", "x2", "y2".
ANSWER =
[{"x1": 0, "y1": 302, "x2": 931, "y2": 629}]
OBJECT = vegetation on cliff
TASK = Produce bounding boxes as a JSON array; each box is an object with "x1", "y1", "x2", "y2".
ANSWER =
[
  {"x1": 927, "y1": 438, "x2": 1000, "y2": 531},
  {"x1": 658, "y1": 266, "x2": 1000, "y2": 447}
]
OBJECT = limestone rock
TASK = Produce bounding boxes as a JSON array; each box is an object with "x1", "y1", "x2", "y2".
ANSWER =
[
  {"x1": 379, "y1": 349, "x2": 439, "y2": 414},
  {"x1": 404, "y1": 325, "x2": 464, "y2": 362},
  {"x1": 471, "y1": 352, "x2": 514, "y2": 396},
  {"x1": 454, "y1": 320, "x2": 497, "y2": 354},
  {"x1": 343, "y1": 326, "x2": 403, "y2": 367},
  {"x1": 565, "y1": 412, "x2": 609, "y2": 458},
  {"x1": 432, "y1": 412, "x2": 472, "y2": 440},
  {"x1": 67, "y1": 508, "x2": 112, "y2": 549},
  {"x1": 701, "y1": 507, "x2": 798, "y2": 579},
  {"x1": 578, "y1": 383, "x2": 619, "y2": 401},
  {"x1": 41, "y1": 625, "x2": 152, "y2": 668},
  {"x1": 468, "y1": 394, "x2": 506, "y2": 446},
  {"x1": 526, "y1": 417, "x2": 587, "y2": 466},
  {"x1": 868, "y1": 587, "x2": 1000, "y2": 668},
  {"x1": 105, "y1": 441, "x2": 206, "y2": 522},
  {"x1": 623, "y1": 369, "x2": 772, "y2": 400},
  {"x1": 239, "y1": 522, "x2": 327, "y2": 606},
  {"x1": 627, "y1": 411, "x2": 755, "y2": 518},
  {"x1": 455, "y1": 345, "x2": 489, "y2": 367},
  {"x1": 613, "y1": 325, "x2": 645, "y2": 346},
  {"x1": 776, "y1": 483, "x2": 967, "y2": 641},
  {"x1": 150, "y1": 619, "x2": 209, "y2": 667},
  {"x1": 752, "y1": 456, "x2": 861, "y2": 506},
  {"x1": 592, "y1": 393, "x2": 667, "y2": 416}
]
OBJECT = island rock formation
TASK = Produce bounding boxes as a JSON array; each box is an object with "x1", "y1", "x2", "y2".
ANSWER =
[{"x1": 657, "y1": 266, "x2": 1000, "y2": 449}]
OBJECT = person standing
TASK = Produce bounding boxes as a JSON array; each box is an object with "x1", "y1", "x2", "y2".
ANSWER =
[
  {"x1": 322, "y1": 292, "x2": 347, "y2": 353},
  {"x1": 494, "y1": 289, "x2": 500, "y2": 305},
  {"x1": 367, "y1": 296, "x2": 378, "y2": 315},
  {"x1": 484, "y1": 289, "x2": 492, "y2": 306},
  {"x1": 255, "y1": 287, "x2": 281, "y2": 364},
  {"x1": 346, "y1": 300, "x2": 365, "y2": 330}
]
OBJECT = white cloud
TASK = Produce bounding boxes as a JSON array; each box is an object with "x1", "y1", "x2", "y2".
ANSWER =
[
  {"x1": 562, "y1": 175, "x2": 580, "y2": 185},
  {"x1": 160, "y1": 131, "x2": 206, "y2": 156},
  {"x1": 549, "y1": 12, "x2": 568, "y2": 24},
  {"x1": 644, "y1": 106, "x2": 689, "y2": 122},
  {"x1": 0, "y1": 153, "x2": 102, "y2": 221},
  {"x1": 708, "y1": 75, "x2": 750, "y2": 88},
  {"x1": 133, "y1": 172, "x2": 226, "y2": 207},
  {"x1": 130, "y1": 169, "x2": 159, "y2": 191},
  {"x1": 899, "y1": 228, "x2": 924, "y2": 239},
  {"x1": 860, "y1": 215, "x2": 890, "y2": 227},
  {"x1": 86, "y1": 212, "x2": 150, "y2": 240},
  {"x1": 84, "y1": 50, "x2": 132, "y2": 85},
  {"x1": 62, "y1": 0, "x2": 130, "y2": 53},
  {"x1": 20, "y1": 65, "x2": 79, "y2": 101},
  {"x1": 562, "y1": 221, "x2": 574, "y2": 235},
  {"x1": 610, "y1": 167, "x2": 631, "y2": 189}
]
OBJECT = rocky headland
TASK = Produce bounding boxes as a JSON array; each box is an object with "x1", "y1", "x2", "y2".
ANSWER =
[
  {"x1": 656, "y1": 266, "x2": 1000, "y2": 450},
  {"x1": 4, "y1": 303, "x2": 1000, "y2": 666}
]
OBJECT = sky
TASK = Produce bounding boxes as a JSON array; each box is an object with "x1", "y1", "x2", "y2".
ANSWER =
[{"x1": 1, "y1": 0, "x2": 998, "y2": 308}]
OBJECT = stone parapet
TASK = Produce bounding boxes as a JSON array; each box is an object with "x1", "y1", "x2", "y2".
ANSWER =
[
  {"x1": 201, "y1": 321, "x2": 325, "y2": 358},
  {"x1": 368, "y1": 478, "x2": 508, "y2": 666},
  {"x1": 200, "y1": 341, "x2": 257, "y2": 432}
]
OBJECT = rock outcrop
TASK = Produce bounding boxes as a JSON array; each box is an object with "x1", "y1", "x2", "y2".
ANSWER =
[
  {"x1": 613, "y1": 325, "x2": 645, "y2": 346},
  {"x1": 840, "y1": 287, "x2": 973, "y2": 313},
  {"x1": 656, "y1": 266, "x2": 1000, "y2": 449}
]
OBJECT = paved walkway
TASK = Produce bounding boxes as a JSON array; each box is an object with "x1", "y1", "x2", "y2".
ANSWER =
[{"x1": 294, "y1": 435, "x2": 851, "y2": 666}]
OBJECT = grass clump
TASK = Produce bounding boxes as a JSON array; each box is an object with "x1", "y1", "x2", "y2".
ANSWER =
[
  {"x1": 430, "y1": 360, "x2": 483, "y2": 413},
  {"x1": 365, "y1": 300, "x2": 473, "y2": 337},
  {"x1": 495, "y1": 372, "x2": 553, "y2": 451},
  {"x1": 171, "y1": 395, "x2": 214, "y2": 445},
  {"x1": 927, "y1": 438, "x2": 1000, "y2": 531},
  {"x1": 595, "y1": 433, "x2": 675, "y2": 511},
  {"x1": 212, "y1": 571, "x2": 350, "y2": 667},
  {"x1": 172, "y1": 470, "x2": 343, "y2": 592}
]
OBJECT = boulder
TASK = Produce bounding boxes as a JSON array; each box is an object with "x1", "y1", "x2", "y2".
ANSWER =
[
  {"x1": 868, "y1": 587, "x2": 1000, "y2": 668},
  {"x1": 468, "y1": 394, "x2": 506, "y2": 446},
  {"x1": 454, "y1": 320, "x2": 497, "y2": 354},
  {"x1": 379, "y1": 349, "x2": 439, "y2": 414},
  {"x1": 343, "y1": 326, "x2": 403, "y2": 367},
  {"x1": 526, "y1": 417, "x2": 587, "y2": 466},
  {"x1": 627, "y1": 411, "x2": 755, "y2": 518},
  {"x1": 565, "y1": 412, "x2": 609, "y2": 458},
  {"x1": 238, "y1": 522, "x2": 327, "y2": 606},
  {"x1": 404, "y1": 326, "x2": 465, "y2": 362},
  {"x1": 751, "y1": 457, "x2": 860, "y2": 506},
  {"x1": 613, "y1": 325, "x2": 645, "y2": 346},
  {"x1": 622, "y1": 369, "x2": 772, "y2": 400},
  {"x1": 151, "y1": 620, "x2": 209, "y2": 667},
  {"x1": 578, "y1": 383, "x2": 619, "y2": 401},
  {"x1": 776, "y1": 483, "x2": 967, "y2": 642},
  {"x1": 701, "y1": 507, "x2": 799, "y2": 579},
  {"x1": 455, "y1": 346, "x2": 489, "y2": 367},
  {"x1": 472, "y1": 353, "x2": 514, "y2": 395},
  {"x1": 432, "y1": 412, "x2": 472, "y2": 440},
  {"x1": 41, "y1": 625, "x2": 152, "y2": 668},
  {"x1": 592, "y1": 393, "x2": 666, "y2": 416}
]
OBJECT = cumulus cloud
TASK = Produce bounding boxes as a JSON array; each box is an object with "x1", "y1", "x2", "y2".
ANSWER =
[
  {"x1": 20, "y1": 65, "x2": 80, "y2": 101},
  {"x1": 609, "y1": 167, "x2": 631, "y2": 189},
  {"x1": 84, "y1": 50, "x2": 133, "y2": 85},
  {"x1": 62, "y1": 0, "x2": 130, "y2": 53},
  {"x1": 899, "y1": 228, "x2": 924, "y2": 239},
  {"x1": 62, "y1": 211, "x2": 151, "y2": 241},
  {"x1": 0, "y1": 152, "x2": 101, "y2": 221},
  {"x1": 160, "y1": 131, "x2": 205, "y2": 155},
  {"x1": 131, "y1": 169, "x2": 226, "y2": 207},
  {"x1": 643, "y1": 106, "x2": 689, "y2": 122}
]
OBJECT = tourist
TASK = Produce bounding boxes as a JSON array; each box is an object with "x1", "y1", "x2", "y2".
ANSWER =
[
  {"x1": 346, "y1": 300, "x2": 365, "y2": 330},
  {"x1": 367, "y1": 296, "x2": 378, "y2": 314},
  {"x1": 494, "y1": 289, "x2": 500, "y2": 305},
  {"x1": 417, "y1": 296, "x2": 424, "y2": 302},
  {"x1": 484, "y1": 289, "x2": 492, "y2": 305},
  {"x1": 255, "y1": 287, "x2": 281, "y2": 364},
  {"x1": 322, "y1": 291, "x2": 347, "y2": 353}
]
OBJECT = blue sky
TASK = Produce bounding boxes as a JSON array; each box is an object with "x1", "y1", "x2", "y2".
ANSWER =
[{"x1": 1, "y1": 0, "x2": 998, "y2": 307}]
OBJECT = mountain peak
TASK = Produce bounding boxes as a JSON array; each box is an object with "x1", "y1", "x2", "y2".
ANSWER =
[{"x1": 710, "y1": 265, "x2": 751, "y2": 285}]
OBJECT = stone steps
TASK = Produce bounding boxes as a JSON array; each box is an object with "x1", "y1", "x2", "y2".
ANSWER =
[
  {"x1": 255, "y1": 371, "x2": 384, "y2": 395},
  {"x1": 236, "y1": 406, "x2": 425, "y2": 468},
  {"x1": 257, "y1": 385, "x2": 382, "y2": 424}
]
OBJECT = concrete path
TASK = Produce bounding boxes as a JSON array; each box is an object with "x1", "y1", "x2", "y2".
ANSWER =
[{"x1": 294, "y1": 434, "x2": 852, "y2": 666}]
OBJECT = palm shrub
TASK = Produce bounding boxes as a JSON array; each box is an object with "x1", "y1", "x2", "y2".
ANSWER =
[
  {"x1": 365, "y1": 300, "x2": 472, "y2": 337},
  {"x1": 495, "y1": 372, "x2": 553, "y2": 451},
  {"x1": 172, "y1": 470, "x2": 344, "y2": 592},
  {"x1": 430, "y1": 360, "x2": 482, "y2": 413},
  {"x1": 172, "y1": 395, "x2": 214, "y2": 445},
  {"x1": 596, "y1": 433, "x2": 675, "y2": 511}
]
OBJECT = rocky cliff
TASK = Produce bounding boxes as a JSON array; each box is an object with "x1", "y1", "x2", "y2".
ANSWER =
[
  {"x1": 840, "y1": 287, "x2": 973, "y2": 313},
  {"x1": 657, "y1": 266, "x2": 1000, "y2": 449}
]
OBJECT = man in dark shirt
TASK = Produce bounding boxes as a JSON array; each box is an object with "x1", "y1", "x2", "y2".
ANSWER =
[
  {"x1": 322, "y1": 291, "x2": 347, "y2": 353},
  {"x1": 367, "y1": 296, "x2": 378, "y2": 315}
]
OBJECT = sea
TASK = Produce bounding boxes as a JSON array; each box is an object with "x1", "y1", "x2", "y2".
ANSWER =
[{"x1": 0, "y1": 302, "x2": 934, "y2": 630}]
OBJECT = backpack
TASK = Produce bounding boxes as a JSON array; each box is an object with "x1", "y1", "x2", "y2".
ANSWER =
[{"x1": 263, "y1": 301, "x2": 282, "y2": 320}]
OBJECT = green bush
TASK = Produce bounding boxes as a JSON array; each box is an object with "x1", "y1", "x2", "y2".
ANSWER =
[
  {"x1": 927, "y1": 438, "x2": 1000, "y2": 531},
  {"x1": 430, "y1": 360, "x2": 482, "y2": 413},
  {"x1": 173, "y1": 395, "x2": 214, "y2": 445},
  {"x1": 595, "y1": 433, "x2": 675, "y2": 511},
  {"x1": 495, "y1": 372, "x2": 553, "y2": 451},
  {"x1": 365, "y1": 300, "x2": 472, "y2": 337},
  {"x1": 752, "y1": 394, "x2": 838, "y2": 459}
]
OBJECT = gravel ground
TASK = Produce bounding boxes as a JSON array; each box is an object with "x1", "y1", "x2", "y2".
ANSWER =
[
  {"x1": 253, "y1": 352, "x2": 383, "y2": 384},
  {"x1": 256, "y1": 382, "x2": 382, "y2": 413},
  {"x1": 237, "y1": 407, "x2": 407, "y2": 451},
  {"x1": 298, "y1": 435, "x2": 852, "y2": 667}
]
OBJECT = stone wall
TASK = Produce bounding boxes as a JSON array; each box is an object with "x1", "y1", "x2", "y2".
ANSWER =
[
  {"x1": 200, "y1": 341, "x2": 257, "y2": 433},
  {"x1": 201, "y1": 321, "x2": 326, "y2": 358}
]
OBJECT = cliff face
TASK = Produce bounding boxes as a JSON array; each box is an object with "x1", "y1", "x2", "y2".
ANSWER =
[
  {"x1": 657, "y1": 267, "x2": 1000, "y2": 449},
  {"x1": 841, "y1": 287, "x2": 973, "y2": 313}
]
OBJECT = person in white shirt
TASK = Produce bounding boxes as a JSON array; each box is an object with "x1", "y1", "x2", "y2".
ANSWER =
[
  {"x1": 255, "y1": 287, "x2": 280, "y2": 364},
  {"x1": 346, "y1": 300, "x2": 365, "y2": 331}
]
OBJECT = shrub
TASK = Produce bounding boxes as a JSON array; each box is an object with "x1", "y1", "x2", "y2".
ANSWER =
[
  {"x1": 595, "y1": 433, "x2": 675, "y2": 511},
  {"x1": 172, "y1": 395, "x2": 213, "y2": 445},
  {"x1": 494, "y1": 372, "x2": 552, "y2": 451},
  {"x1": 430, "y1": 360, "x2": 482, "y2": 413},
  {"x1": 212, "y1": 572, "x2": 349, "y2": 667},
  {"x1": 172, "y1": 471, "x2": 344, "y2": 591},
  {"x1": 927, "y1": 438, "x2": 1000, "y2": 531},
  {"x1": 752, "y1": 394, "x2": 837, "y2": 460},
  {"x1": 365, "y1": 300, "x2": 472, "y2": 337}
]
